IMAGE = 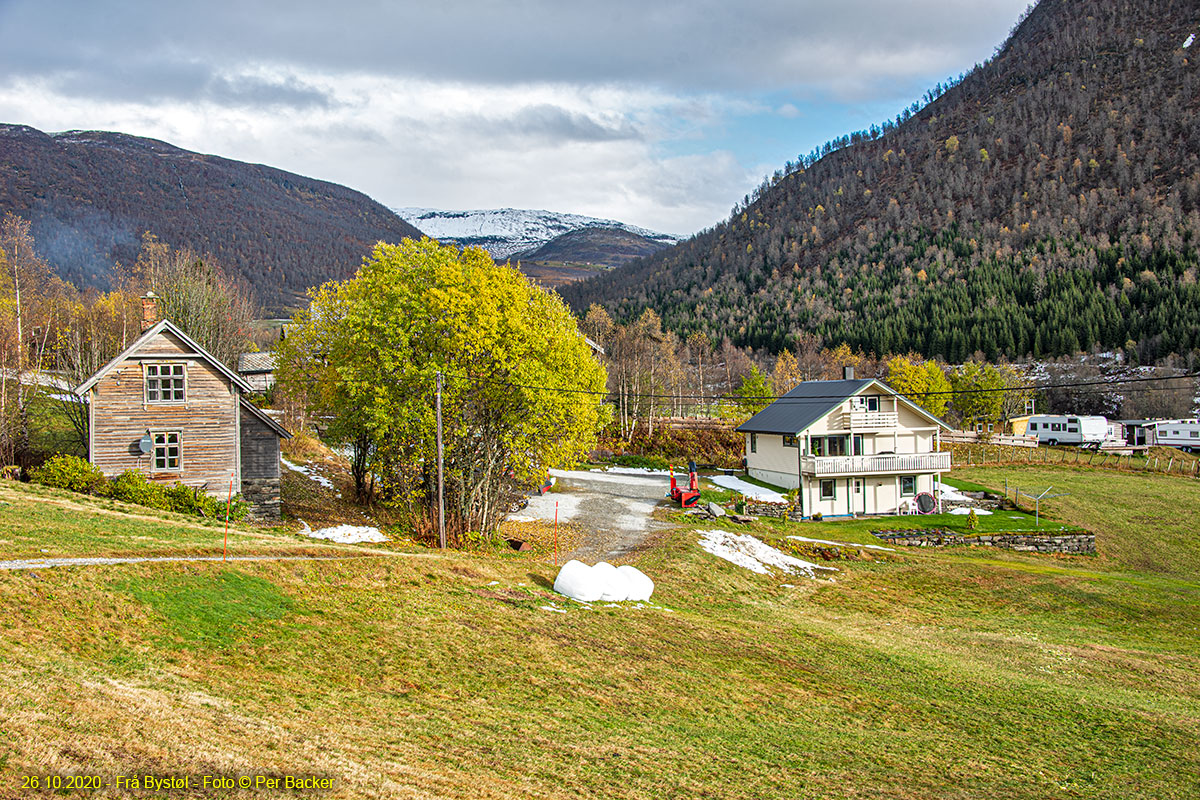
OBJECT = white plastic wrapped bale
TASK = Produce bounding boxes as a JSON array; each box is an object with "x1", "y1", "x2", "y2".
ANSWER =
[
  {"x1": 553, "y1": 560, "x2": 655, "y2": 603},
  {"x1": 617, "y1": 565, "x2": 655, "y2": 601}
]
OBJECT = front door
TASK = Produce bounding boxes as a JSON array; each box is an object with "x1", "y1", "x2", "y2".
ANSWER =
[{"x1": 853, "y1": 479, "x2": 864, "y2": 516}]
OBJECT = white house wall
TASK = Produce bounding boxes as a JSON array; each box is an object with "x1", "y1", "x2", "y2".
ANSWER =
[{"x1": 745, "y1": 433, "x2": 801, "y2": 489}]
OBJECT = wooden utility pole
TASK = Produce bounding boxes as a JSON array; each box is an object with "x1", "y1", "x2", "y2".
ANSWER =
[{"x1": 436, "y1": 371, "x2": 446, "y2": 549}]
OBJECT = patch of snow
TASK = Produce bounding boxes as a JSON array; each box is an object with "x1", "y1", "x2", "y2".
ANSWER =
[
  {"x1": 281, "y1": 457, "x2": 335, "y2": 490},
  {"x1": 697, "y1": 530, "x2": 836, "y2": 577},
  {"x1": 947, "y1": 508, "x2": 993, "y2": 516},
  {"x1": 299, "y1": 523, "x2": 387, "y2": 544},
  {"x1": 508, "y1": 492, "x2": 583, "y2": 523},
  {"x1": 1184, "y1": 33, "x2": 1195, "y2": 48},
  {"x1": 393, "y1": 207, "x2": 680, "y2": 259},
  {"x1": 553, "y1": 560, "x2": 654, "y2": 602},
  {"x1": 710, "y1": 475, "x2": 787, "y2": 503},
  {"x1": 787, "y1": 535, "x2": 894, "y2": 551},
  {"x1": 540, "y1": 605, "x2": 568, "y2": 614},
  {"x1": 486, "y1": 580, "x2": 500, "y2": 586},
  {"x1": 937, "y1": 486, "x2": 974, "y2": 502},
  {"x1": 550, "y1": 468, "x2": 663, "y2": 488}
]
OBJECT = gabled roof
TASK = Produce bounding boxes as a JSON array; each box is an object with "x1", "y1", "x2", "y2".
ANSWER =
[
  {"x1": 237, "y1": 352, "x2": 276, "y2": 374},
  {"x1": 240, "y1": 398, "x2": 293, "y2": 439},
  {"x1": 74, "y1": 319, "x2": 253, "y2": 395},
  {"x1": 736, "y1": 378, "x2": 950, "y2": 435}
]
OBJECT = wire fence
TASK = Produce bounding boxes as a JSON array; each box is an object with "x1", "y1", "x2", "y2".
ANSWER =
[{"x1": 942, "y1": 441, "x2": 1200, "y2": 478}]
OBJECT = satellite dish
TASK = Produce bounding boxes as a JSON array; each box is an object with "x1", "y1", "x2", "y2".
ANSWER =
[{"x1": 138, "y1": 433, "x2": 153, "y2": 455}]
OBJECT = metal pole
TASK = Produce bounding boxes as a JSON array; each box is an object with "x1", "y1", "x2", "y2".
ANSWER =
[{"x1": 436, "y1": 371, "x2": 446, "y2": 549}]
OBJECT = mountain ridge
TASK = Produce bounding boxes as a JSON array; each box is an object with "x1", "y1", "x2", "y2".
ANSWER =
[
  {"x1": 394, "y1": 206, "x2": 680, "y2": 260},
  {"x1": 562, "y1": 0, "x2": 1200, "y2": 365},
  {"x1": 0, "y1": 124, "x2": 425, "y2": 312}
]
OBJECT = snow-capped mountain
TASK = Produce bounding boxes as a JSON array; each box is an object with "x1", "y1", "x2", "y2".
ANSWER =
[{"x1": 394, "y1": 207, "x2": 680, "y2": 259}]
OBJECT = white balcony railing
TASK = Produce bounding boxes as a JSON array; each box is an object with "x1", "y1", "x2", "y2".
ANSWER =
[
  {"x1": 800, "y1": 452, "x2": 951, "y2": 476},
  {"x1": 844, "y1": 410, "x2": 900, "y2": 429}
]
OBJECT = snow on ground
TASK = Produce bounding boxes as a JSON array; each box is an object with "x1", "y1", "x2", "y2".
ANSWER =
[
  {"x1": 787, "y1": 535, "x2": 894, "y2": 551},
  {"x1": 948, "y1": 508, "x2": 993, "y2": 516},
  {"x1": 550, "y1": 468, "x2": 665, "y2": 489},
  {"x1": 710, "y1": 475, "x2": 787, "y2": 502},
  {"x1": 508, "y1": 492, "x2": 583, "y2": 523},
  {"x1": 298, "y1": 519, "x2": 387, "y2": 543},
  {"x1": 937, "y1": 485, "x2": 974, "y2": 502},
  {"x1": 281, "y1": 457, "x2": 335, "y2": 490},
  {"x1": 697, "y1": 530, "x2": 836, "y2": 578}
]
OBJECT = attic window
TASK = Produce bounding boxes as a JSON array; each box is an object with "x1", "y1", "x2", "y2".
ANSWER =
[{"x1": 146, "y1": 363, "x2": 186, "y2": 403}]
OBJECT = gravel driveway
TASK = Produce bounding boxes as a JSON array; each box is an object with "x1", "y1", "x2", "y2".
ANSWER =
[{"x1": 509, "y1": 469, "x2": 674, "y2": 561}]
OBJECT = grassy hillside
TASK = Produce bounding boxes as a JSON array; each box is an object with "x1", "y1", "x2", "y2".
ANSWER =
[{"x1": 1, "y1": 468, "x2": 1198, "y2": 798}]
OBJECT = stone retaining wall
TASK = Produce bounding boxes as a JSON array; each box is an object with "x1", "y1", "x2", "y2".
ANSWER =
[{"x1": 874, "y1": 529, "x2": 1094, "y2": 554}]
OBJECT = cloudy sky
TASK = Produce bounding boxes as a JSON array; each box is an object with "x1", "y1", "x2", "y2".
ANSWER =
[{"x1": 0, "y1": 0, "x2": 1031, "y2": 235}]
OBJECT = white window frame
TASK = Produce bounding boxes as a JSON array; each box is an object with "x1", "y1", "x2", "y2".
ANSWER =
[
  {"x1": 819, "y1": 479, "x2": 836, "y2": 501},
  {"x1": 145, "y1": 362, "x2": 187, "y2": 404},
  {"x1": 152, "y1": 431, "x2": 182, "y2": 472},
  {"x1": 900, "y1": 475, "x2": 916, "y2": 496}
]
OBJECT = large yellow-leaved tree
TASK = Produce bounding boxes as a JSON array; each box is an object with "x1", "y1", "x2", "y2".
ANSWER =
[{"x1": 277, "y1": 238, "x2": 609, "y2": 543}]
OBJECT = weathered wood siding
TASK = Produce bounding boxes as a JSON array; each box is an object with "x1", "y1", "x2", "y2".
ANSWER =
[
  {"x1": 240, "y1": 408, "x2": 282, "y2": 519},
  {"x1": 89, "y1": 329, "x2": 239, "y2": 494}
]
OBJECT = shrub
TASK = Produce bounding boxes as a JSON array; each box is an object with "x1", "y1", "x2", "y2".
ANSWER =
[
  {"x1": 966, "y1": 509, "x2": 980, "y2": 531},
  {"x1": 613, "y1": 453, "x2": 670, "y2": 470},
  {"x1": 107, "y1": 470, "x2": 170, "y2": 509},
  {"x1": 31, "y1": 455, "x2": 108, "y2": 495},
  {"x1": 163, "y1": 482, "x2": 248, "y2": 520}
]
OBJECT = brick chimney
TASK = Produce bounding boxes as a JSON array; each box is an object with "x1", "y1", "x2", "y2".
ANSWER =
[
  {"x1": 140, "y1": 292, "x2": 159, "y2": 331},
  {"x1": 843, "y1": 366, "x2": 855, "y2": 380}
]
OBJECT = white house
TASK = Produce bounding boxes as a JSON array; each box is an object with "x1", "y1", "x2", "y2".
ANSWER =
[{"x1": 736, "y1": 371, "x2": 951, "y2": 518}]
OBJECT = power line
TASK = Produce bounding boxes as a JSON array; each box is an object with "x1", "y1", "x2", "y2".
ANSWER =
[{"x1": 484, "y1": 370, "x2": 1200, "y2": 403}]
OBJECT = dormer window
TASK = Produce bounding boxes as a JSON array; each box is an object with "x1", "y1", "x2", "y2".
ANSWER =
[{"x1": 145, "y1": 363, "x2": 186, "y2": 403}]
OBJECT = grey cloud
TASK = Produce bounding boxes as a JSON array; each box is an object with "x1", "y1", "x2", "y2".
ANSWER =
[
  {"x1": 504, "y1": 105, "x2": 640, "y2": 143},
  {"x1": 0, "y1": 0, "x2": 1032, "y2": 101}
]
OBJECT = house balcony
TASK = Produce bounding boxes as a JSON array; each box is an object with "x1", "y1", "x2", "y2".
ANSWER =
[
  {"x1": 843, "y1": 410, "x2": 899, "y2": 429},
  {"x1": 800, "y1": 452, "x2": 951, "y2": 476}
]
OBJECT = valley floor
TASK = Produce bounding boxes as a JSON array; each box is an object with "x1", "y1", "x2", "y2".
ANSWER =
[{"x1": 1, "y1": 464, "x2": 1198, "y2": 798}]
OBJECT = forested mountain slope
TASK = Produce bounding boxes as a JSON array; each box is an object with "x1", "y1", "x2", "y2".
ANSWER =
[
  {"x1": 0, "y1": 125, "x2": 424, "y2": 312},
  {"x1": 563, "y1": 0, "x2": 1200, "y2": 364},
  {"x1": 516, "y1": 226, "x2": 673, "y2": 267}
]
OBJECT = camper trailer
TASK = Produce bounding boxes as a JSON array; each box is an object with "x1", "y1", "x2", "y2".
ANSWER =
[
  {"x1": 1148, "y1": 419, "x2": 1200, "y2": 452},
  {"x1": 1026, "y1": 415, "x2": 1109, "y2": 446}
]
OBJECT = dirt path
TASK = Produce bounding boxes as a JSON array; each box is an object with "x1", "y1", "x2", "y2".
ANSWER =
[
  {"x1": 0, "y1": 551, "x2": 434, "y2": 572},
  {"x1": 511, "y1": 469, "x2": 674, "y2": 562}
]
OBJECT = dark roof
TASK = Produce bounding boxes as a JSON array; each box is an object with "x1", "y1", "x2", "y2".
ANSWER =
[{"x1": 736, "y1": 379, "x2": 873, "y2": 435}]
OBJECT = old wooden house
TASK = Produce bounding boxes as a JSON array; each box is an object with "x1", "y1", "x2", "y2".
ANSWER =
[{"x1": 73, "y1": 304, "x2": 291, "y2": 519}]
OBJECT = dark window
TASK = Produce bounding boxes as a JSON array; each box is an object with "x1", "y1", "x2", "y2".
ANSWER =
[
  {"x1": 826, "y1": 436, "x2": 847, "y2": 456},
  {"x1": 900, "y1": 475, "x2": 916, "y2": 496},
  {"x1": 853, "y1": 434, "x2": 863, "y2": 455},
  {"x1": 750, "y1": 433, "x2": 757, "y2": 454},
  {"x1": 866, "y1": 396, "x2": 880, "y2": 412},
  {"x1": 810, "y1": 437, "x2": 824, "y2": 456},
  {"x1": 146, "y1": 363, "x2": 185, "y2": 403},
  {"x1": 154, "y1": 432, "x2": 181, "y2": 471},
  {"x1": 1029, "y1": 423, "x2": 1037, "y2": 430},
  {"x1": 782, "y1": 434, "x2": 797, "y2": 448},
  {"x1": 819, "y1": 479, "x2": 836, "y2": 500}
]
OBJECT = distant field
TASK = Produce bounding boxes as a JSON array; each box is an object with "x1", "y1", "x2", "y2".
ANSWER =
[
  {"x1": 515, "y1": 260, "x2": 606, "y2": 287},
  {"x1": 0, "y1": 464, "x2": 1198, "y2": 798}
]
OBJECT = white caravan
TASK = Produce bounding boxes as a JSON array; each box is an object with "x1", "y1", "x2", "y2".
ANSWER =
[
  {"x1": 1148, "y1": 419, "x2": 1200, "y2": 452},
  {"x1": 1026, "y1": 415, "x2": 1109, "y2": 446}
]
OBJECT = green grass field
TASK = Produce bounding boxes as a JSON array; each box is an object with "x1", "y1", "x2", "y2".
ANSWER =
[{"x1": 1, "y1": 464, "x2": 1198, "y2": 798}]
